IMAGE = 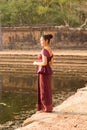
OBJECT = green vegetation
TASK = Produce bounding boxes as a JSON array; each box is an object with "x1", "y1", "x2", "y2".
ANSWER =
[{"x1": 0, "y1": 0, "x2": 87, "y2": 27}]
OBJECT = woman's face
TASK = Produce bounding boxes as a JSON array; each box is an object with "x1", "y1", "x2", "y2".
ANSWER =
[
  {"x1": 40, "y1": 37, "x2": 47, "y2": 47},
  {"x1": 40, "y1": 37, "x2": 45, "y2": 47}
]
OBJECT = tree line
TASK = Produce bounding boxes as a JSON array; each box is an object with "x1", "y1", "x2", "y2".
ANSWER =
[{"x1": 0, "y1": 0, "x2": 87, "y2": 27}]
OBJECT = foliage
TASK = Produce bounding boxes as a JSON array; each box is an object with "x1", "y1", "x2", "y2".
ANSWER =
[{"x1": 0, "y1": 0, "x2": 87, "y2": 27}]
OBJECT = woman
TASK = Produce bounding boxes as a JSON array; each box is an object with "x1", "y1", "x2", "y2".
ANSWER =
[{"x1": 33, "y1": 34, "x2": 53, "y2": 112}]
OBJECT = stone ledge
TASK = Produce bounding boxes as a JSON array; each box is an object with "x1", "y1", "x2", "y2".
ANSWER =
[{"x1": 15, "y1": 85, "x2": 87, "y2": 130}]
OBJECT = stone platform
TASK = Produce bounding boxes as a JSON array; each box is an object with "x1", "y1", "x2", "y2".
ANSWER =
[
  {"x1": 15, "y1": 85, "x2": 87, "y2": 130},
  {"x1": 0, "y1": 49, "x2": 87, "y2": 79}
]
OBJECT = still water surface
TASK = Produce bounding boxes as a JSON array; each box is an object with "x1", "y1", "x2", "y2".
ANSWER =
[{"x1": 0, "y1": 74, "x2": 87, "y2": 127}]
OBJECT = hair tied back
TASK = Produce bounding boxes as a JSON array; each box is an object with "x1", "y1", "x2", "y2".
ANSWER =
[{"x1": 48, "y1": 34, "x2": 53, "y2": 39}]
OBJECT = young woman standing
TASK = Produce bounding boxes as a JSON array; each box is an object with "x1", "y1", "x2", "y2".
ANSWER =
[{"x1": 33, "y1": 34, "x2": 53, "y2": 112}]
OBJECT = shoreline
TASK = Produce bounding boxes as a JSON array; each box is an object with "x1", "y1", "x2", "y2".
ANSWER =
[{"x1": 15, "y1": 85, "x2": 87, "y2": 130}]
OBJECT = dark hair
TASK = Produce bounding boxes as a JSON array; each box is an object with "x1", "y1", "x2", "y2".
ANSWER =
[{"x1": 42, "y1": 34, "x2": 53, "y2": 43}]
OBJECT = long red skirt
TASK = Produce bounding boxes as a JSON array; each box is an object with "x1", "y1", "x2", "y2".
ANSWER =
[{"x1": 37, "y1": 74, "x2": 53, "y2": 112}]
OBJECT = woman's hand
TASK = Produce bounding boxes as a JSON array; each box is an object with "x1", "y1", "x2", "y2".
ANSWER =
[{"x1": 33, "y1": 61, "x2": 37, "y2": 65}]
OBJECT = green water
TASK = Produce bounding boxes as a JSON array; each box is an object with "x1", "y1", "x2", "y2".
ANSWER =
[{"x1": 0, "y1": 74, "x2": 87, "y2": 129}]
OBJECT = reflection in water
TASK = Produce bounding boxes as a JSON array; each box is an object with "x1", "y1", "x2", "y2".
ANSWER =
[
  {"x1": 0, "y1": 91, "x2": 37, "y2": 124},
  {"x1": 0, "y1": 76, "x2": 3, "y2": 124},
  {"x1": 2, "y1": 75, "x2": 37, "y2": 92},
  {"x1": 0, "y1": 74, "x2": 87, "y2": 127},
  {"x1": 0, "y1": 75, "x2": 2, "y2": 94}
]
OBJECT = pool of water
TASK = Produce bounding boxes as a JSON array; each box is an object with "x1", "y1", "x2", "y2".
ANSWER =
[{"x1": 0, "y1": 74, "x2": 87, "y2": 129}]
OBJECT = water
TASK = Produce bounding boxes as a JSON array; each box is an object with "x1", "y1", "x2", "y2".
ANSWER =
[{"x1": 0, "y1": 74, "x2": 87, "y2": 129}]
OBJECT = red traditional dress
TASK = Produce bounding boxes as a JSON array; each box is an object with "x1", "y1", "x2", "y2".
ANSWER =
[{"x1": 36, "y1": 48, "x2": 53, "y2": 112}]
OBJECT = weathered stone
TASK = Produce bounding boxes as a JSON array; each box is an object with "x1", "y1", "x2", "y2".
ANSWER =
[
  {"x1": 54, "y1": 86, "x2": 87, "y2": 114},
  {"x1": 2, "y1": 26, "x2": 87, "y2": 50},
  {"x1": 15, "y1": 86, "x2": 87, "y2": 130},
  {"x1": 0, "y1": 50, "x2": 87, "y2": 79}
]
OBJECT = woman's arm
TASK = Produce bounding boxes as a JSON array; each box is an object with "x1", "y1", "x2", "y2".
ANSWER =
[{"x1": 33, "y1": 54, "x2": 47, "y2": 66}]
